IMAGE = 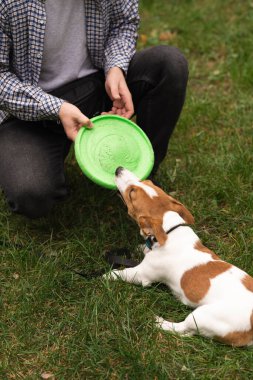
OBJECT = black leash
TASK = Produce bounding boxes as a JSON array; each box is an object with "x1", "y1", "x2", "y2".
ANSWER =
[
  {"x1": 68, "y1": 224, "x2": 190, "y2": 279},
  {"x1": 71, "y1": 248, "x2": 139, "y2": 279},
  {"x1": 104, "y1": 248, "x2": 139, "y2": 268}
]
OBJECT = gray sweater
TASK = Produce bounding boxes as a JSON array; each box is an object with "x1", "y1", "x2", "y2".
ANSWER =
[{"x1": 38, "y1": 0, "x2": 97, "y2": 92}]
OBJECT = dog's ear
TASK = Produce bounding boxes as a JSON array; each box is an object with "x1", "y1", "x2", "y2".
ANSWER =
[
  {"x1": 177, "y1": 204, "x2": 194, "y2": 224},
  {"x1": 138, "y1": 216, "x2": 168, "y2": 246},
  {"x1": 169, "y1": 198, "x2": 195, "y2": 225}
]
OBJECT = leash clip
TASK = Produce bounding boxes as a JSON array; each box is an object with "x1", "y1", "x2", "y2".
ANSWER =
[{"x1": 145, "y1": 236, "x2": 156, "y2": 250}]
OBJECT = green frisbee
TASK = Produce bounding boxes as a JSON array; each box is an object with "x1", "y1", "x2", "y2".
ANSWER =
[{"x1": 74, "y1": 115, "x2": 154, "y2": 189}]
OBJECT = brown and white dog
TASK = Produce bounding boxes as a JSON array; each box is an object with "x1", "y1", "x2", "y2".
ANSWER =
[{"x1": 106, "y1": 167, "x2": 253, "y2": 346}]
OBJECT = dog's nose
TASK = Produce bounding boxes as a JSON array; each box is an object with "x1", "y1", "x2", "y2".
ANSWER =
[{"x1": 115, "y1": 166, "x2": 124, "y2": 176}]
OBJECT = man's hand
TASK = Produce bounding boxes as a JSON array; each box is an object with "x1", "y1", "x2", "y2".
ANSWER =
[
  {"x1": 59, "y1": 102, "x2": 93, "y2": 141},
  {"x1": 103, "y1": 67, "x2": 134, "y2": 119}
]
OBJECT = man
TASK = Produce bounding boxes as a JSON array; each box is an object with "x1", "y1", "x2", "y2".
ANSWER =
[{"x1": 0, "y1": 0, "x2": 188, "y2": 218}]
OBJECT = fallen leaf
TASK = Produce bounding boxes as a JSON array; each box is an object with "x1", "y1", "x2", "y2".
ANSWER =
[
  {"x1": 159, "y1": 31, "x2": 176, "y2": 42},
  {"x1": 41, "y1": 372, "x2": 55, "y2": 380},
  {"x1": 139, "y1": 33, "x2": 148, "y2": 44}
]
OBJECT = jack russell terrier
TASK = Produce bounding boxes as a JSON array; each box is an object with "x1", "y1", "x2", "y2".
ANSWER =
[{"x1": 105, "y1": 167, "x2": 253, "y2": 347}]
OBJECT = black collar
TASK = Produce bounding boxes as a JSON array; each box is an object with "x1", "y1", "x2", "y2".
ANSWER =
[{"x1": 145, "y1": 223, "x2": 189, "y2": 250}]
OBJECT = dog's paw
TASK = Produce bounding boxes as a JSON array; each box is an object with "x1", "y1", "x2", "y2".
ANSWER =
[
  {"x1": 155, "y1": 315, "x2": 165, "y2": 327},
  {"x1": 102, "y1": 270, "x2": 119, "y2": 281},
  {"x1": 155, "y1": 316, "x2": 174, "y2": 331}
]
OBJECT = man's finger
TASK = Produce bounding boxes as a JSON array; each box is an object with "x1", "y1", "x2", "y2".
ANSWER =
[
  {"x1": 77, "y1": 115, "x2": 93, "y2": 129},
  {"x1": 122, "y1": 109, "x2": 133, "y2": 119},
  {"x1": 116, "y1": 108, "x2": 123, "y2": 116},
  {"x1": 125, "y1": 93, "x2": 134, "y2": 115},
  {"x1": 101, "y1": 111, "x2": 114, "y2": 115}
]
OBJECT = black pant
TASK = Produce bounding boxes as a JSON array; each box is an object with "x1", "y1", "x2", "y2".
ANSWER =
[{"x1": 0, "y1": 46, "x2": 188, "y2": 218}]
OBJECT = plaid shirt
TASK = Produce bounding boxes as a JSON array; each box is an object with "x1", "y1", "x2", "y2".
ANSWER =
[{"x1": 0, "y1": 0, "x2": 139, "y2": 124}]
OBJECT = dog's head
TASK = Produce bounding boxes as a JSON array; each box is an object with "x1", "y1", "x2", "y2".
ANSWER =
[{"x1": 115, "y1": 167, "x2": 194, "y2": 246}]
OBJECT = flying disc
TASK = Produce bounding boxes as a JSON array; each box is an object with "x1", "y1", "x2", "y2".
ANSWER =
[{"x1": 74, "y1": 115, "x2": 154, "y2": 189}]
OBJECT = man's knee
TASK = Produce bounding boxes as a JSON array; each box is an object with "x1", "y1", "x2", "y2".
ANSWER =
[
  {"x1": 129, "y1": 45, "x2": 188, "y2": 95},
  {"x1": 154, "y1": 45, "x2": 188, "y2": 85},
  {"x1": 6, "y1": 184, "x2": 56, "y2": 219}
]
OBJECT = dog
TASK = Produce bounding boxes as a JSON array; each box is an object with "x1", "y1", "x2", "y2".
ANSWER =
[{"x1": 105, "y1": 167, "x2": 253, "y2": 347}]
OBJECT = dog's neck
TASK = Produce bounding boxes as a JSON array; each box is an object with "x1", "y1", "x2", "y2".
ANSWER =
[
  {"x1": 162, "y1": 211, "x2": 186, "y2": 232},
  {"x1": 145, "y1": 211, "x2": 188, "y2": 250}
]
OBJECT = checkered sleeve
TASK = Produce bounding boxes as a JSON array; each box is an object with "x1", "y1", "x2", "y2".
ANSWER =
[
  {"x1": 0, "y1": 11, "x2": 64, "y2": 121},
  {"x1": 0, "y1": 70, "x2": 64, "y2": 121},
  {"x1": 104, "y1": 0, "x2": 140, "y2": 75}
]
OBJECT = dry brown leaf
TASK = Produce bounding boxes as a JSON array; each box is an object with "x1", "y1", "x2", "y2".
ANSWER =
[
  {"x1": 159, "y1": 31, "x2": 176, "y2": 42},
  {"x1": 41, "y1": 373, "x2": 55, "y2": 380},
  {"x1": 139, "y1": 33, "x2": 148, "y2": 44}
]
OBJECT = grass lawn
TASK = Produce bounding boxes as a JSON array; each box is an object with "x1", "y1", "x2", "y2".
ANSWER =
[{"x1": 1, "y1": 0, "x2": 253, "y2": 379}]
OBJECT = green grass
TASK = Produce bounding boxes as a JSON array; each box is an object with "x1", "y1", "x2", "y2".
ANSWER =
[{"x1": 1, "y1": 1, "x2": 253, "y2": 378}]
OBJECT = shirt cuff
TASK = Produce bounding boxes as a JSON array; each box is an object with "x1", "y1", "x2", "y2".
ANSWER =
[
  {"x1": 104, "y1": 56, "x2": 129, "y2": 77},
  {"x1": 38, "y1": 93, "x2": 65, "y2": 120}
]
